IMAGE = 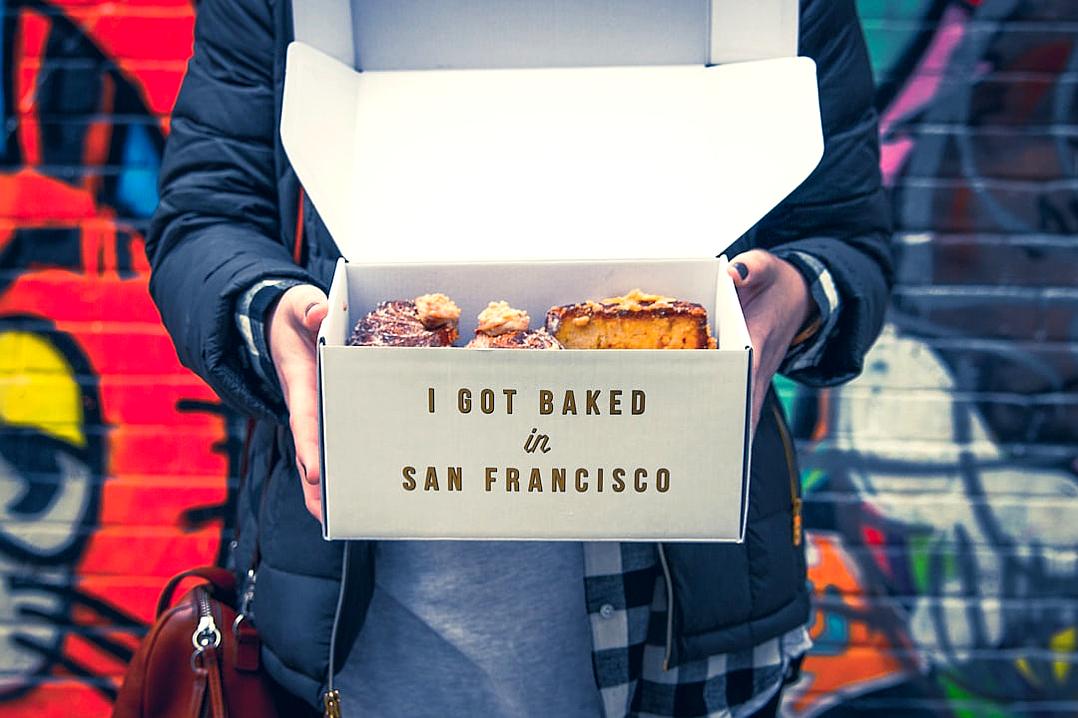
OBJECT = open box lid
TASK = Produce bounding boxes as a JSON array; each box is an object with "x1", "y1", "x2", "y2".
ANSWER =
[{"x1": 282, "y1": 0, "x2": 823, "y2": 262}]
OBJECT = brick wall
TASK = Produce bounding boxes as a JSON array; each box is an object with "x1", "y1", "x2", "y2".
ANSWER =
[
  {"x1": 783, "y1": 2, "x2": 1078, "y2": 715},
  {"x1": 0, "y1": 1, "x2": 1074, "y2": 716},
  {"x1": 0, "y1": 2, "x2": 226, "y2": 714}
]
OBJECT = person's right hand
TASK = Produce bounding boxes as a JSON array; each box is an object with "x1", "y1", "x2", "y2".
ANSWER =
[{"x1": 267, "y1": 284, "x2": 329, "y2": 521}]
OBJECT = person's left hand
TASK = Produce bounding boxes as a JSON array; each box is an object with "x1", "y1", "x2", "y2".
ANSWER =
[{"x1": 727, "y1": 249, "x2": 815, "y2": 434}]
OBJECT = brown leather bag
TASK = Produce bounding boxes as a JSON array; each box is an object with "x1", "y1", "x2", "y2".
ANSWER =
[{"x1": 112, "y1": 566, "x2": 279, "y2": 718}]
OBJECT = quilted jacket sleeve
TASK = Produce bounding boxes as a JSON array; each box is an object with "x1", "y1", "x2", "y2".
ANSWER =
[
  {"x1": 752, "y1": 0, "x2": 895, "y2": 386},
  {"x1": 146, "y1": 0, "x2": 313, "y2": 420}
]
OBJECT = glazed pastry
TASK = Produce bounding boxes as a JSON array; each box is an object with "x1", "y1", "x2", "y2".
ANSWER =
[
  {"x1": 546, "y1": 289, "x2": 716, "y2": 349},
  {"x1": 466, "y1": 301, "x2": 562, "y2": 350},
  {"x1": 348, "y1": 293, "x2": 461, "y2": 347}
]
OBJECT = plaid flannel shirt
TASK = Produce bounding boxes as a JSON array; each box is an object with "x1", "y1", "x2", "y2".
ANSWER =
[
  {"x1": 585, "y1": 543, "x2": 811, "y2": 718},
  {"x1": 773, "y1": 250, "x2": 842, "y2": 375},
  {"x1": 234, "y1": 256, "x2": 838, "y2": 717}
]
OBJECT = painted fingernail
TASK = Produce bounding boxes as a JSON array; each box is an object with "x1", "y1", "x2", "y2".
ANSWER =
[
  {"x1": 303, "y1": 302, "x2": 319, "y2": 318},
  {"x1": 733, "y1": 262, "x2": 749, "y2": 280}
]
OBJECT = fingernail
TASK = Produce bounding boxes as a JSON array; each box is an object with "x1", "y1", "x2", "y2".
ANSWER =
[
  {"x1": 304, "y1": 302, "x2": 319, "y2": 318},
  {"x1": 733, "y1": 262, "x2": 749, "y2": 280}
]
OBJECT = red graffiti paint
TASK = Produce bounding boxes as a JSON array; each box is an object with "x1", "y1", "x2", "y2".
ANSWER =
[{"x1": 0, "y1": 2, "x2": 221, "y2": 714}]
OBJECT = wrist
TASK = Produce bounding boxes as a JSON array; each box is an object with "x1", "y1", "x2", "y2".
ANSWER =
[
  {"x1": 776, "y1": 256, "x2": 816, "y2": 346},
  {"x1": 790, "y1": 311, "x2": 822, "y2": 347},
  {"x1": 790, "y1": 278, "x2": 821, "y2": 347},
  {"x1": 236, "y1": 278, "x2": 308, "y2": 396}
]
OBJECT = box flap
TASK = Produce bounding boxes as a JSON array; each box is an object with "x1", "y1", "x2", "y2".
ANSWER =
[
  {"x1": 281, "y1": 42, "x2": 822, "y2": 262},
  {"x1": 293, "y1": 1, "x2": 799, "y2": 71},
  {"x1": 280, "y1": 44, "x2": 361, "y2": 252},
  {"x1": 348, "y1": 0, "x2": 709, "y2": 70}
]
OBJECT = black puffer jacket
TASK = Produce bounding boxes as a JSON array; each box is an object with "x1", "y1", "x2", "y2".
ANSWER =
[{"x1": 146, "y1": 0, "x2": 892, "y2": 708}]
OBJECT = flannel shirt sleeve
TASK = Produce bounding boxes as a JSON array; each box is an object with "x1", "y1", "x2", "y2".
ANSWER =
[
  {"x1": 772, "y1": 249, "x2": 842, "y2": 377},
  {"x1": 235, "y1": 278, "x2": 308, "y2": 398}
]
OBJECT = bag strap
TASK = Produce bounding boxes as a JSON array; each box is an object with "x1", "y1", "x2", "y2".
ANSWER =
[
  {"x1": 231, "y1": 186, "x2": 306, "y2": 575},
  {"x1": 208, "y1": 185, "x2": 304, "y2": 624},
  {"x1": 204, "y1": 646, "x2": 228, "y2": 718},
  {"x1": 232, "y1": 185, "x2": 304, "y2": 574},
  {"x1": 156, "y1": 567, "x2": 237, "y2": 618}
]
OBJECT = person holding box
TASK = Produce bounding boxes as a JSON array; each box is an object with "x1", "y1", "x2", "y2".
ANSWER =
[{"x1": 146, "y1": 0, "x2": 892, "y2": 716}]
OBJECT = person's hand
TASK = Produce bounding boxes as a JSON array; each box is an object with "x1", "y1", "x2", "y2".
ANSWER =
[
  {"x1": 267, "y1": 284, "x2": 329, "y2": 520},
  {"x1": 727, "y1": 250, "x2": 815, "y2": 434}
]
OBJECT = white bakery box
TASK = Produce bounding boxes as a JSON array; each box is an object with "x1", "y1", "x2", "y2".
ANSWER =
[{"x1": 280, "y1": 0, "x2": 823, "y2": 541}]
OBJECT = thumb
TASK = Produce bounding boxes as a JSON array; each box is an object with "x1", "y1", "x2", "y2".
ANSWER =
[
  {"x1": 285, "y1": 285, "x2": 329, "y2": 335},
  {"x1": 727, "y1": 249, "x2": 777, "y2": 285},
  {"x1": 727, "y1": 249, "x2": 777, "y2": 299},
  {"x1": 303, "y1": 299, "x2": 329, "y2": 336}
]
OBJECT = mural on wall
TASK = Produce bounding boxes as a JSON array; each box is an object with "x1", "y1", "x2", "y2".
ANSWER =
[
  {"x1": 785, "y1": 0, "x2": 1078, "y2": 716},
  {"x1": 0, "y1": 0, "x2": 1074, "y2": 716},
  {"x1": 0, "y1": 1, "x2": 237, "y2": 714}
]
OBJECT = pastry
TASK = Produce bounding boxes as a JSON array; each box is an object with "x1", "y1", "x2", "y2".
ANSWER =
[
  {"x1": 466, "y1": 301, "x2": 562, "y2": 350},
  {"x1": 546, "y1": 289, "x2": 716, "y2": 349},
  {"x1": 348, "y1": 293, "x2": 460, "y2": 347}
]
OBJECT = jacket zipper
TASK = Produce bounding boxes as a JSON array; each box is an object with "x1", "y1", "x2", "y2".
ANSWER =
[
  {"x1": 323, "y1": 690, "x2": 341, "y2": 718},
  {"x1": 771, "y1": 402, "x2": 803, "y2": 546},
  {"x1": 323, "y1": 540, "x2": 350, "y2": 718},
  {"x1": 655, "y1": 543, "x2": 675, "y2": 671}
]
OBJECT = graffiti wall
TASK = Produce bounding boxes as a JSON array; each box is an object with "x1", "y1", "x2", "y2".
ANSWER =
[
  {"x1": 784, "y1": 0, "x2": 1078, "y2": 716},
  {"x1": 0, "y1": 1, "x2": 235, "y2": 713},
  {"x1": 0, "y1": 0, "x2": 1074, "y2": 716}
]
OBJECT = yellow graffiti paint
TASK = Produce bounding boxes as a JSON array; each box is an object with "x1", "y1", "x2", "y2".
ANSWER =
[
  {"x1": 0, "y1": 330, "x2": 86, "y2": 447},
  {"x1": 1013, "y1": 657, "x2": 1040, "y2": 687},
  {"x1": 1050, "y1": 627, "x2": 1075, "y2": 683}
]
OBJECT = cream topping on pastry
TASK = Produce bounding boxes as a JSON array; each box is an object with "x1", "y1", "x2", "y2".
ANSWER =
[
  {"x1": 598, "y1": 288, "x2": 676, "y2": 310},
  {"x1": 414, "y1": 293, "x2": 461, "y2": 329},
  {"x1": 476, "y1": 301, "x2": 530, "y2": 336}
]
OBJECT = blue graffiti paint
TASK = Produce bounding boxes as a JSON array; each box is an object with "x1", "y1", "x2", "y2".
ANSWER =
[
  {"x1": 812, "y1": 586, "x2": 852, "y2": 657},
  {"x1": 115, "y1": 123, "x2": 161, "y2": 219}
]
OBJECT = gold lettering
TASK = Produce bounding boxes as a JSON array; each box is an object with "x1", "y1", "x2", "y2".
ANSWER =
[
  {"x1": 562, "y1": 390, "x2": 577, "y2": 415},
  {"x1": 402, "y1": 466, "x2": 416, "y2": 491},
  {"x1": 575, "y1": 468, "x2": 589, "y2": 492},
  {"x1": 634, "y1": 468, "x2": 648, "y2": 493},
  {"x1": 427, "y1": 388, "x2": 435, "y2": 414},
  {"x1": 480, "y1": 388, "x2": 495, "y2": 414},
  {"x1": 458, "y1": 388, "x2": 472, "y2": 413},
  {"x1": 448, "y1": 466, "x2": 463, "y2": 492},
  {"x1": 424, "y1": 466, "x2": 439, "y2": 491},
  {"x1": 503, "y1": 388, "x2": 517, "y2": 415},
  {"x1": 656, "y1": 468, "x2": 670, "y2": 493},
  {"x1": 612, "y1": 468, "x2": 626, "y2": 492},
  {"x1": 524, "y1": 429, "x2": 553, "y2": 455},
  {"x1": 506, "y1": 467, "x2": 520, "y2": 492},
  {"x1": 485, "y1": 467, "x2": 497, "y2": 492},
  {"x1": 610, "y1": 390, "x2": 622, "y2": 415},
  {"x1": 632, "y1": 390, "x2": 646, "y2": 415},
  {"x1": 524, "y1": 428, "x2": 539, "y2": 453},
  {"x1": 586, "y1": 390, "x2": 601, "y2": 415},
  {"x1": 539, "y1": 390, "x2": 553, "y2": 415},
  {"x1": 551, "y1": 468, "x2": 566, "y2": 492},
  {"x1": 596, "y1": 467, "x2": 604, "y2": 492},
  {"x1": 528, "y1": 468, "x2": 543, "y2": 492}
]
